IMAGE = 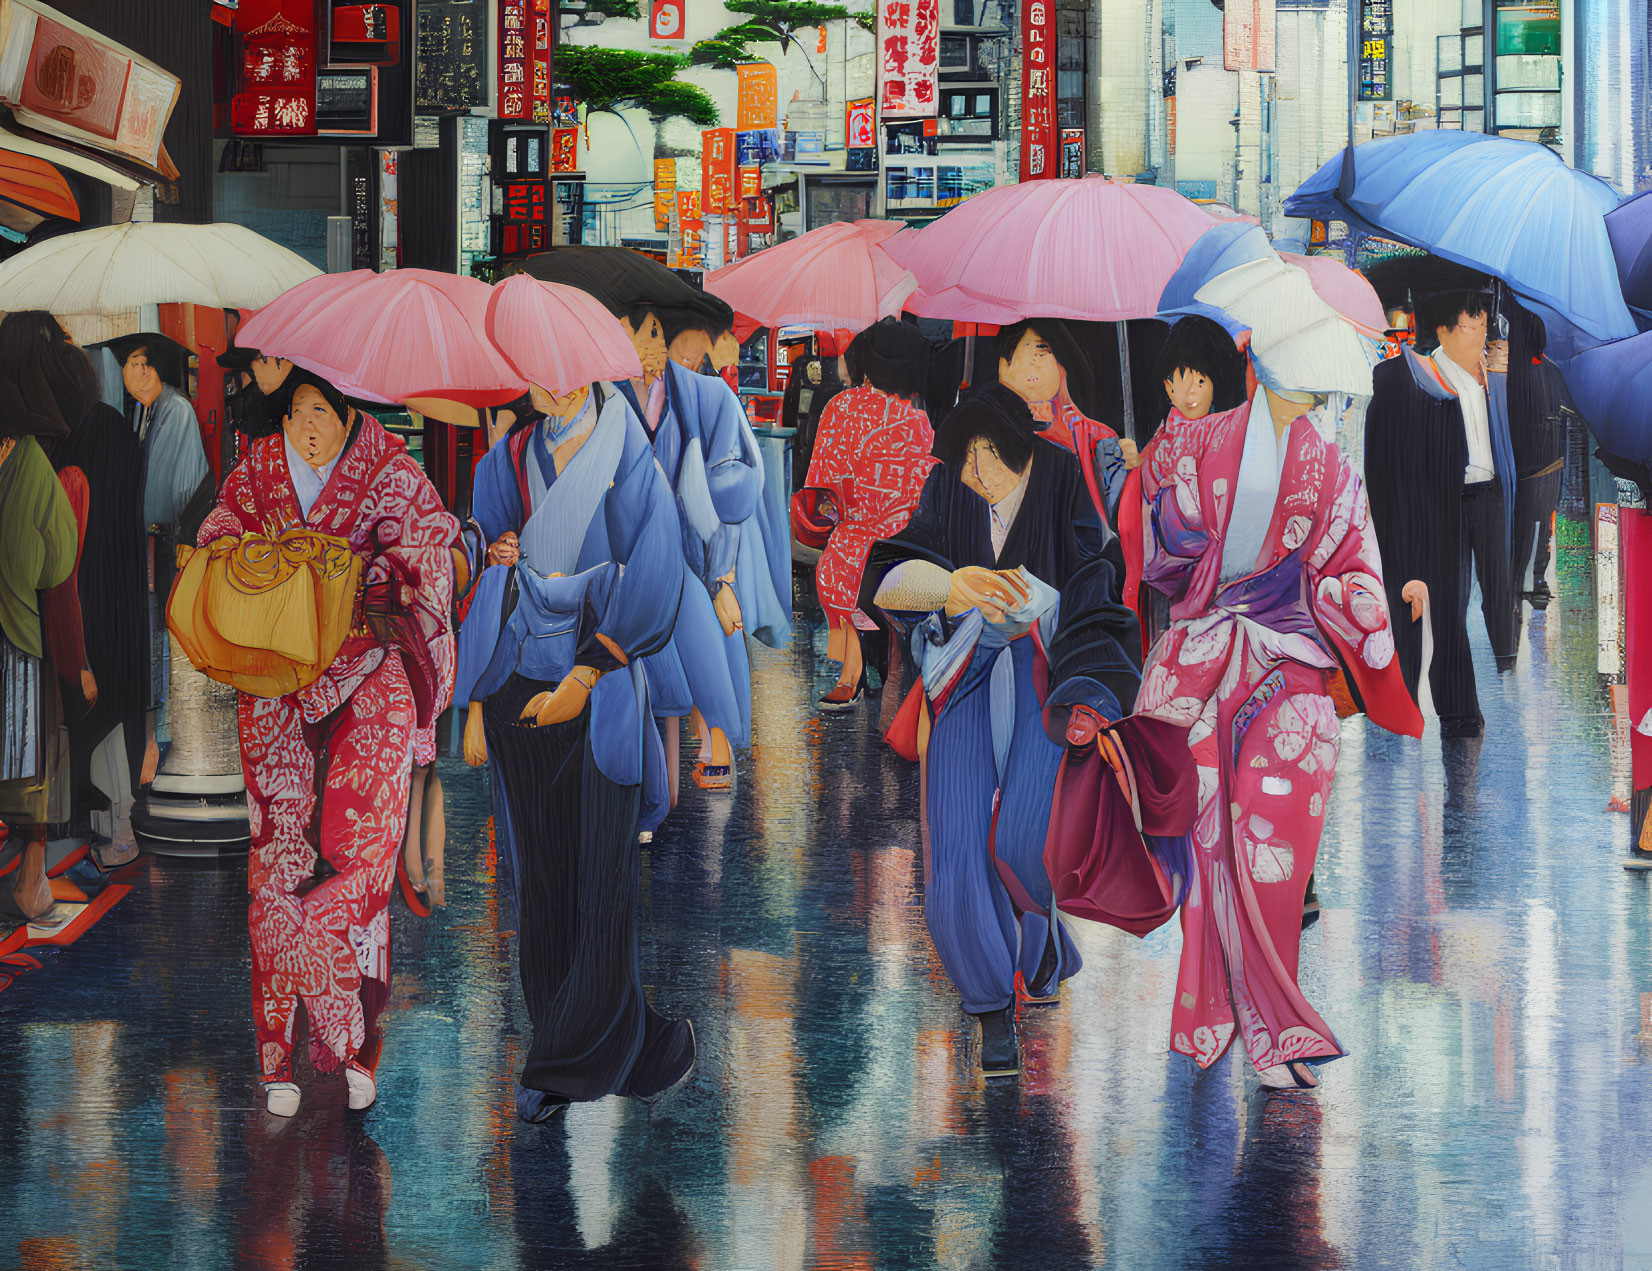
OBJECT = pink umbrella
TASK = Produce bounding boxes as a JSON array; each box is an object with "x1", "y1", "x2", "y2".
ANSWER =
[
  {"x1": 236, "y1": 268, "x2": 527, "y2": 415},
  {"x1": 885, "y1": 176, "x2": 1217, "y2": 322},
  {"x1": 485, "y1": 273, "x2": 642, "y2": 395},
  {"x1": 704, "y1": 219, "x2": 917, "y2": 334},
  {"x1": 1279, "y1": 251, "x2": 1389, "y2": 338}
]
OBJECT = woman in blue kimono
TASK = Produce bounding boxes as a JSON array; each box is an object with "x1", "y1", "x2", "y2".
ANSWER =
[
  {"x1": 613, "y1": 301, "x2": 791, "y2": 791},
  {"x1": 861, "y1": 385, "x2": 1142, "y2": 1078},
  {"x1": 457, "y1": 378, "x2": 695, "y2": 1122}
]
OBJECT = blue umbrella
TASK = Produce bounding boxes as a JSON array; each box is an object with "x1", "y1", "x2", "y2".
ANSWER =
[
  {"x1": 1555, "y1": 330, "x2": 1652, "y2": 466},
  {"x1": 1156, "y1": 220, "x2": 1274, "y2": 324},
  {"x1": 1284, "y1": 132, "x2": 1636, "y2": 343},
  {"x1": 1605, "y1": 190, "x2": 1652, "y2": 325}
]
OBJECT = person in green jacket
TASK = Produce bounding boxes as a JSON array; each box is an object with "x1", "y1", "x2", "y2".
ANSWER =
[{"x1": 0, "y1": 393, "x2": 79, "y2": 924}]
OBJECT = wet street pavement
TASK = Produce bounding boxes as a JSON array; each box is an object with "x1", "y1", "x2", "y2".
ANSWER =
[{"x1": 4, "y1": 549, "x2": 1652, "y2": 1271}]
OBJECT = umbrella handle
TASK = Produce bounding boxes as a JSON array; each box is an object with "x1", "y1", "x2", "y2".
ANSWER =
[{"x1": 1116, "y1": 321, "x2": 1136, "y2": 444}]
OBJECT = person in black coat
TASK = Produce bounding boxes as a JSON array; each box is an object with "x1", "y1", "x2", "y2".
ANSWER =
[
  {"x1": 1364, "y1": 289, "x2": 1518, "y2": 739},
  {"x1": 859, "y1": 385, "x2": 1140, "y2": 1078}
]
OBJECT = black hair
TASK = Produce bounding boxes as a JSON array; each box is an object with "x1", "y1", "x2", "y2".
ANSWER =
[
  {"x1": 933, "y1": 382, "x2": 1037, "y2": 472},
  {"x1": 0, "y1": 310, "x2": 98, "y2": 436},
  {"x1": 1417, "y1": 288, "x2": 1491, "y2": 351},
  {"x1": 283, "y1": 368, "x2": 354, "y2": 425},
  {"x1": 1153, "y1": 315, "x2": 1247, "y2": 407},
  {"x1": 846, "y1": 317, "x2": 930, "y2": 400},
  {"x1": 994, "y1": 319, "x2": 1093, "y2": 405},
  {"x1": 113, "y1": 336, "x2": 187, "y2": 390}
]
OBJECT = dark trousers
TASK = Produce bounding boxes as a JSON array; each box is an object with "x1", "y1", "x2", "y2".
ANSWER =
[
  {"x1": 1513, "y1": 466, "x2": 1563, "y2": 595},
  {"x1": 485, "y1": 675, "x2": 690, "y2": 1102},
  {"x1": 1392, "y1": 481, "x2": 1517, "y2": 735}
]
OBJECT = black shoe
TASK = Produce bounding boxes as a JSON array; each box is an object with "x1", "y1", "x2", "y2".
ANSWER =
[
  {"x1": 514, "y1": 1084, "x2": 571, "y2": 1124},
  {"x1": 976, "y1": 1007, "x2": 1019, "y2": 1078},
  {"x1": 1023, "y1": 934, "x2": 1062, "y2": 1004},
  {"x1": 627, "y1": 1017, "x2": 697, "y2": 1104},
  {"x1": 1527, "y1": 584, "x2": 1551, "y2": 611},
  {"x1": 1440, "y1": 714, "x2": 1484, "y2": 740}
]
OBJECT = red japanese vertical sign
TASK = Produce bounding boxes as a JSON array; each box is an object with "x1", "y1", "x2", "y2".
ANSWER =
[
  {"x1": 702, "y1": 128, "x2": 736, "y2": 214},
  {"x1": 231, "y1": 0, "x2": 318, "y2": 136},
  {"x1": 499, "y1": 0, "x2": 530, "y2": 119},
  {"x1": 1020, "y1": 0, "x2": 1056, "y2": 179},
  {"x1": 551, "y1": 128, "x2": 579, "y2": 171},
  {"x1": 532, "y1": 0, "x2": 553, "y2": 121},
  {"x1": 879, "y1": 0, "x2": 939, "y2": 116}
]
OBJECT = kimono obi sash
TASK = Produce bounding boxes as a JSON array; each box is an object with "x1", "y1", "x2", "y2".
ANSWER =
[
  {"x1": 168, "y1": 527, "x2": 364, "y2": 697},
  {"x1": 1211, "y1": 554, "x2": 1322, "y2": 645},
  {"x1": 1177, "y1": 554, "x2": 1338, "y2": 678}
]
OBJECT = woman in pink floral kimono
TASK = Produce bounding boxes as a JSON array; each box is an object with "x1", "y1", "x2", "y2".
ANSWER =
[{"x1": 1137, "y1": 379, "x2": 1421, "y2": 1091}]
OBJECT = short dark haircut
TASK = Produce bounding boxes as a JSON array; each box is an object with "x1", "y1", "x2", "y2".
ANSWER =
[
  {"x1": 1417, "y1": 289, "x2": 1490, "y2": 350},
  {"x1": 846, "y1": 317, "x2": 930, "y2": 400},
  {"x1": 933, "y1": 382, "x2": 1037, "y2": 472},
  {"x1": 1153, "y1": 315, "x2": 1245, "y2": 398}
]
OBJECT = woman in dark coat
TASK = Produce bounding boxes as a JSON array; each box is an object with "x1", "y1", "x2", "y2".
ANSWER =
[{"x1": 0, "y1": 313, "x2": 146, "y2": 868}]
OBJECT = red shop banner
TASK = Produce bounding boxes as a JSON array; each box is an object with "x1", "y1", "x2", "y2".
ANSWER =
[
  {"x1": 878, "y1": 0, "x2": 938, "y2": 117},
  {"x1": 231, "y1": 0, "x2": 318, "y2": 136},
  {"x1": 1019, "y1": 0, "x2": 1056, "y2": 179},
  {"x1": 499, "y1": 0, "x2": 530, "y2": 120},
  {"x1": 532, "y1": 0, "x2": 553, "y2": 120},
  {"x1": 551, "y1": 127, "x2": 578, "y2": 172},
  {"x1": 702, "y1": 127, "x2": 735, "y2": 214}
]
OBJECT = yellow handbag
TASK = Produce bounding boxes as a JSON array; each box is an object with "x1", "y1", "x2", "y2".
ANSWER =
[{"x1": 168, "y1": 527, "x2": 363, "y2": 697}]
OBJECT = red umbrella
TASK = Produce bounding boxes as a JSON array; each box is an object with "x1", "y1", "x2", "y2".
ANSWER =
[
  {"x1": 236, "y1": 269, "x2": 526, "y2": 421},
  {"x1": 885, "y1": 176, "x2": 1215, "y2": 323},
  {"x1": 705, "y1": 219, "x2": 916, "y2": 340},
  {"x1": 484, "y1": 274, "x2": 642, "y2": 395}
]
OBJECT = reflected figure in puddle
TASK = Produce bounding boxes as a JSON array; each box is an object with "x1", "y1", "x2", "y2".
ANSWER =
[{"x1": 239, "y1": 1108, "x2": 391, "y2": 1271}]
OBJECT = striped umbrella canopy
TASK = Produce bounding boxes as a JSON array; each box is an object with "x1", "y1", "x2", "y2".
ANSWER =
[
  {"x1": 1284, "y1": 132, "x2": 1635, "y2": 342},
  {"x1": 236, "y1": 269, "x2": 526, "y2": 413},
  {"x1": 0, "y1": 221, "x2": 319, "y2": 313},
  {"x1": 885, "y1": 175, "x2": 1216, "y2": 323},
  {"x1": 704, "y1": 219, "x2": 917, "y2": 333},
  {"x1": 485, "y1": 273, "x2": 641, "y2": 396}
]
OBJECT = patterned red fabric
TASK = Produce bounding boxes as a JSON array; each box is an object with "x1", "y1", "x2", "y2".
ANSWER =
[
  {"x1": 803, "y1": 386, "x2": 936, "y2": 630},
  {"x1": 1136, "y1": 399, "x2": 1418, "y2": 1076},
  {"x1": 199, "y1": 413, "x2": 457, "y2": 1081},
  {"x1": 1038, "y1": 400, "x2": 1118, "y2": 529}
]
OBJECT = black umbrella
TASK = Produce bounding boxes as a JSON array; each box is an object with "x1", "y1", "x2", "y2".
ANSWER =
[{"x1": 520, "y1": 247, "x2": 730, "y2": 330}]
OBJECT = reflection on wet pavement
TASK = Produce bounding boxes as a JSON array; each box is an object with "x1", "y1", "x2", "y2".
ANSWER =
[{"x1": 3, "y1": 557, "x2": 1649, "y2": 1270}]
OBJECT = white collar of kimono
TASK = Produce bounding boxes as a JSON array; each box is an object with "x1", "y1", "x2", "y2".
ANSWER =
[
  {"x1": 284, "y1": 434, "x2": 341, "y2": 521},
  {"x1": 1220, "y1": 398, "x2": 1287, "y2": 581}
]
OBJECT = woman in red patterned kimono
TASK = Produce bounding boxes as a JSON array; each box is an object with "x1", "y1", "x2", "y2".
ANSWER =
[
  {"x1": 800, "y1": 319, "x2": 935, "y2": 710},
  {"x1": 1136, "y1": 377, "x2": 1421, "y2": 1092},
  {"x1": 194, "y1": 372, "x2": 456, "y2": 1118}
]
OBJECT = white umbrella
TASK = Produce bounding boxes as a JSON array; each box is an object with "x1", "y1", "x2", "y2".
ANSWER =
[
  {"x1": 0, "y1": 221, "x2": 321, "y2": 315},
  {"x1": 1194, "y1": 254, "x2": 1378, "y2": 399}
]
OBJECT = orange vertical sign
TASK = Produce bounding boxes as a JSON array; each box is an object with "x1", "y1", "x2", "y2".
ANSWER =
[
  {"x1": 736, "y1": 63, "x2": 778, "y2": 131},
  {"x1": 701, "y1": 128, "x2": 736, "y2": 214},
  {"x1": 653, "y1": 157, "x2": 675, "y2": 230}
]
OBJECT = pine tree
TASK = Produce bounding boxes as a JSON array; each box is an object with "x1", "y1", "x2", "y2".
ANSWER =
[
  {"x1": 554, "y1": 46, "x2": 720, "y2": 127},
  {"x1": 690, "y1": 0, "x2": 875, "y2": 70}
]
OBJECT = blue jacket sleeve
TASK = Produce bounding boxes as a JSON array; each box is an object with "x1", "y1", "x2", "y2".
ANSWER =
[
  {"x1": 144, "y1": 391, "x2": 210, "y2": 527},
  {"x1": 589, "y1": 414, "x2": 685, "y2": 665},
  {"x1": 692, "y1": 374, "x2": 763, "y2": 585}
]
